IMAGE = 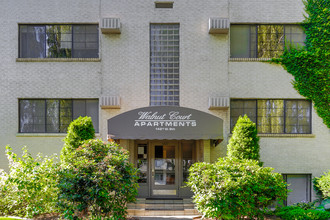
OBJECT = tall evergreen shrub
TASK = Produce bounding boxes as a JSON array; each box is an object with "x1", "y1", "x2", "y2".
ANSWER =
[
  {"x1": 61, "y1": 116, "x2": 95, "y2": 165},
  {"x1": 227, "y1": 115, "x2": 261, "y2": 162}
]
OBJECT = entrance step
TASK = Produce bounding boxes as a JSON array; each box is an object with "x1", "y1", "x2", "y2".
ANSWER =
[{"x1": 127, "y1": 198, "x2": 200, "y2": 217}]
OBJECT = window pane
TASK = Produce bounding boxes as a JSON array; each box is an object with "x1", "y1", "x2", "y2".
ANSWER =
[
  {"x1": 73, "y1": 99, "x2": 99, "y2": 132},
  {"x1": 46, "y1": 100, "x2": 59, "y2": 132},
  {"x1": 257, "y1": 100, "x2": 284, "y2": 133},
  {"x1": 285, "y1": 25, "x2": 306, "y2": 48},
  {"x1": 73, "y1": 100, "x2": 86, "y2": 119},
  {"x1": 72, "y1": 25, "x2": 99, "y2": 58},
  {"x1": 230, "y1": 100, "x2": 256, "y2": 131},
  {"x1": 285, "y1": 100, "x2": 311, "y2": 134},
  {"x1": 59, "y1": 100, "x2": 72, "y2": 132},
  {"x1": 46, "y1": 25, "x2": 72, "y2": 58},
  {"x1": 182, "y1": 142, "x2": 195, "y2": 184},
  {"x1": 19, "y1": 25, "x2": 46, "y2": 58},
  {"x1": 137, "y1": 144, "x2": 148, "y2": 183},
  {"x1": 86, "y1": 100, "x2": 99, "y2": 132},
  {"x1": 150, "y1": 24, "x2": 180, "y2": 106},
  {"x1": 257, "y1": 25, "x2": 284, "y2": 58},
  {"x1": 230, "y1": 25, "x2": 251, "y2": 58},
  {"x1": 20, "y1": 100, "x2": 45, "y2": 132}
]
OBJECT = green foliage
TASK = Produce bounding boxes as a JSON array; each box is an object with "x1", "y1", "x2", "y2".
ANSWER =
[
  {"x1": 58, "y1": 139, "x2": 139, "y2": 219},
  {"x1": 292, "y1": 201, "x2": 317, "y2": 210},
  {"x1": 227, "y1": 115, "x2": 261, "y2": 163},
  {"x1": 61, "y1": 116, "x2": 95, "y2": 165},
  {"x1": 272, "y1": 0, "x2": 330, "y2": 128},
  {"x1": 275, "y1": 206, "x2": 330, "y2": 220},
  {"x1": 187, "y1": 157, "x2": 288, "y2": 219},
  {"x1": 313, "y1": 171, "x2": 330, "y2": 199},
  {"x1": 0, "y1": 146, "x2": 58, "y2": 218}
]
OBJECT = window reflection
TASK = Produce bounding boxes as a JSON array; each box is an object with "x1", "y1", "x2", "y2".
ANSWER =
[{"x1": 154, "y1": 145, "x2": 175, "y2": 185}]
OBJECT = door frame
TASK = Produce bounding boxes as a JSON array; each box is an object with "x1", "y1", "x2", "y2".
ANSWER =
[{"x1": 149, "y1": 140, "x2": 180, "y2": 198}]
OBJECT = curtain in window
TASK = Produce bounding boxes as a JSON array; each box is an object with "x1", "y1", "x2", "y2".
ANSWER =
[
  {"x1": 257, "y1": 25, "x2": 284, "y2": 58},
  {"x1": 257, "y1": 100, "x2": 284, "y2": 133}
]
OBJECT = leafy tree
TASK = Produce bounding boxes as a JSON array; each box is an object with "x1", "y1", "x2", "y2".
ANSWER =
[
  {"x1": 61, "y1": 116, "x2": 95, "y2": 165},
  {"x1": 0, "y1": 146, "x2": 58, "y2": 218},
  {"x1": 187, "y1": 157, "x2": 288, "y2": 219},
  {"x1": 227, "y1": 115, "x2": 261, "y2": 163},
  {"x1": 273, "y1": 0, "x2": 330, "y2": 128}
]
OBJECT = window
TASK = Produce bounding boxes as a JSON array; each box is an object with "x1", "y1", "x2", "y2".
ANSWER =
[
  {"x1": 230, "y1": 24, "x2": 305, "y2": 58},
  {"x1": 137, "y1": 144, "x2": 148, "y2": 183},
  {"x1": 150, "y1": 24, "x2": 180, "y2": 106},
  {"x1": 230, "y1": 99, "x2": 311, "y2": 134},
  {"x1": 155, "y1": 2, "x2": 173, "y2": 8},
  {"x1": 283, "y1": 174, "x2": 311, "y2": 206},
  {"x1": 19, "y1": 99, "x2": 99, "y2": 133},
  {"x1": 19, "y1": 24, "x2": 98, "y2": 58}
]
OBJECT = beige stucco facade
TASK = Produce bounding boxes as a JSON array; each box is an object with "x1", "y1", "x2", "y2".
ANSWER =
[{"x1": 1, "y1": 0, "x2": 329, "y2": 201}]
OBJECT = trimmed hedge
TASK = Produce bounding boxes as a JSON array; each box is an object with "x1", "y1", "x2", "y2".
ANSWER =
[{"x1": 187, "y1": 158, "x2": 288, "y2": 219}]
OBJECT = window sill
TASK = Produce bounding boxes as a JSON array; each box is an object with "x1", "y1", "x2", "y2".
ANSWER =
[
  {"x1": 228, "y1": 133, "x2": 315, "y2": 138},
  {"x1": 229, "y1": 58, "x2": 272, "y2": 62},
  {"x1": 16, "y1": 133, "x2": 101, "y2": 137},
  {"x1": 258, "y1": 134, "x2": 315, "y2": 138},
  {"x1": 16, "y1": 58, "x2": 101, "y2": 62}
]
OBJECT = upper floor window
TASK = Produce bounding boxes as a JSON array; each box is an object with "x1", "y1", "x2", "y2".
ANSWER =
[
  {"x1": 19, "y1": 24, "x2": 99, "y2": 58},
  {"x1": 230, "y1": 24, "x2": 305, "y2": 58},
  {"x1": 150, "y1": 24, "x2": 180, "y2": 106},
  {"x1": 230, "y1": 99, "x2": 311, "y2": 134},
  {"x1": 19, "y1": 99, "x2": 99, "y2": 133}
]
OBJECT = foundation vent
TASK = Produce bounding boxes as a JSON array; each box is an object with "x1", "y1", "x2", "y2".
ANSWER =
[
  {"x1": 208, "y1": 97, "x2": 230, "y2": 110},
  {"x1": 100, "y1": 96, "x2": 121, "y2": 109},
  {"x1": 208, "y1": 18, "x2": 229, "y2": 34},
  {"x1": 101, "y1": 18, "x2": 121, "y2": 34}
]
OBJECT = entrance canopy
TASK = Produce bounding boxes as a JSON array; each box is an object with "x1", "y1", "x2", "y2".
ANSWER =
[{"x1": 107, "y1": 106, "x2": 223, "y2": 140}]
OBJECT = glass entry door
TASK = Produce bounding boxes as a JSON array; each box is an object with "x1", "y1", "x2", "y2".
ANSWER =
[{"x1": 151, "y1": 142, "x2": 178, "y2": 197}]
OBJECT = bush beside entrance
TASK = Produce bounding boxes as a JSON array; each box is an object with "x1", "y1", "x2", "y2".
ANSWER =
[{"x1": 0, "y1": 117, "x2": 138, "y2": 219}]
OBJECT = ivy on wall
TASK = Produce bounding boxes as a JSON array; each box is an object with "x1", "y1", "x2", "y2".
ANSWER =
[{"x1": 273, "y1": 0, "x2": 330, "y2": 128}]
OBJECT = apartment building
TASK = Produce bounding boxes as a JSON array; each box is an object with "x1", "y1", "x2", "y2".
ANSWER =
[{"x1": 1, "y1": 0, "x2": 329, "y2": 205}]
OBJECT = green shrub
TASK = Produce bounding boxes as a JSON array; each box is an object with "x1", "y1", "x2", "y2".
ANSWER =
[
  {"x1": 292, "y1": 201, "x2": 317, "y2": 210},
  {"x1": 61, "y1": 116, "x2": 95, "y2": 165},
  {"x1": 58, "y1": 139, "x2": 139, "y2": 219},
  {"x1": 275, "y1": 206, "x2": 330, "y2": 220},
  {"x1": 313, "y1": 171, "x2": 330, "y2": 199},
  {"x1": 227, "y1": 115, "x2": 261, "y2": 163},
  {"x1": 0, "y1": 146, "x2": 58, "y2": 218},
  {"x1": 187, "y1": 157, "x2": 288, "y2": 219}
]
